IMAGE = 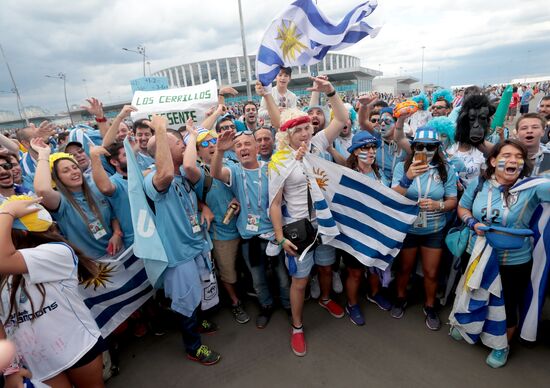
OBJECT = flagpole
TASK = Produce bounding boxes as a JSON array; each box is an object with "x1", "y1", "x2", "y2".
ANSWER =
[
  {"x1": 237, "y1": 0, "x2": 252, "y2": 100},
  {"x1": 0, "y1": 43, "x2": 29, "y2": 125}
]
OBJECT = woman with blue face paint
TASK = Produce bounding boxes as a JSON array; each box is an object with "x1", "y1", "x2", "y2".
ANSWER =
[
  {"x1": 456, "y1": 139, "x2": 550, "y2": 368},
  {"x1": 391, "y1": 128, "x2": 458, "y2": 330},
  {"x1": 340, "y1": 131, "x2": 392, "y2": 325}
]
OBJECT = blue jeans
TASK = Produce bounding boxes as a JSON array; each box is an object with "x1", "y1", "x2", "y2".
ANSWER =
[
  {"x1": 241, "y1": 238, "x2": 291, "y2": 308},
  {"x1": 179, "y1": 306, "x2": 201, "y2": 355}
]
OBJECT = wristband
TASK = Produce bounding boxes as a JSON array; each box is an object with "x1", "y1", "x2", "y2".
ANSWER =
[
  {"x1": 326, "y1": 89, "x2": 336, "y2": 98},
  {"x1": 399, "y1": 175, "x2": 413, "y2": 189},
  {"x1": 278, "y1": 238, "x2": 287, "y2": 247},
  {"x1": 114, "y1": 231, "x2": 124, "y2": 238},
  {"x1": 466, "y1": 217, "x2": 478, "y2": 230},
  {"x1": 0, "y1": 210, "x2": 15, "y2": 218},
  {"x1": 95, "y1": 116, "x2": 107, "y2": 123}
]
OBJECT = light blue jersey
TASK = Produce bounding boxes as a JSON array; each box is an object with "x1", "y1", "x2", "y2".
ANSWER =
[
  {"x1": 227, "y1": 162, "x2": 273, "y2": 239},
  {"x1": 52, "y1": 184, "x2": 114, "y2": 259},
  {"x1": 377, "y1": 140, "x2": 406, "y2": 181},
  {"x1": 393, "y1": 162, "x2": 457, "y2": 235},
  {"x1": 106, "y1": 173, "x2": 134, "y2": 247},
  {"x1": 136, "y1": 151, "x2": 155, "y2": 171},
  {"x1": 363, "y1": 170, "x2": 389, "y2": 187},
  {"x1": 460, "y1": 177, "x2": 550, "y2": 265},
  {"x1": 194, "y1": 165, "x2": 240, "y2": 241},
  {"x1": 144, "y1": 171, "x2": 208, "y2": 267}
]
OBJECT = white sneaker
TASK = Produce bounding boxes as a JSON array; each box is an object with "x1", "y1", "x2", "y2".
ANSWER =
[
  {"x1": 310, "y1": 274, "x2": 321, "y2": 299},
  {"x1": 332, "y1": 271, "x2": 343, "y2": 294}
]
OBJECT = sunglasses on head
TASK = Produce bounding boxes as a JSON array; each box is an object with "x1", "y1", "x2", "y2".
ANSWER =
[
  {"x1": 377, "y1": 118, "x2": 394, "y2": 125},
  {"x1": 234, "y1": 130, "x2": 254, "y2": 138},
  {"x1": 0, "y1": 162, "x2": 13, "y2": 170},
  {"x1": 414, "y1": 143, "x2": 439, "y2": 152},
  {"x1": 199, "y1": 138, "x2": 217, "y2": 147},
  {"x1": 219, "y1": 124, "x2": 236, "y2": 132}
]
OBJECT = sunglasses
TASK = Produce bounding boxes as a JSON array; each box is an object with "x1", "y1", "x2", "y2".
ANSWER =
[
  {"x1": 359, "y1": 144, "x2": 377, "y2": 150},
  {"x1": 0, "y1": 162, "x2": 13, "y2": 170},
  {"x1": 219, "y1": 124, "x2": 236, "y2": 131},
  {"x1": 377, "y1": 118, "x2": 394, "y2": 125},
  {"x1": 432, "y1": 105, "x2": 446, "y2": 110},
  {"x1": 234, "y1": 130, "x2": 254, "y2": 138},
  {"x1": 200, "y1": 138, "x2": 217, "y2": 147},
  {"x1": 414, "y1": 143, "x2": 439, "y2": 152},
  {"x1": 369, "y1": 118, "x2": 379, "y2": 123}
]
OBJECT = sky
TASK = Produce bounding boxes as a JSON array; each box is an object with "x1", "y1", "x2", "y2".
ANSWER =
[{"x1": 0, "y1": 0, "x2": 549, "y2": 116}]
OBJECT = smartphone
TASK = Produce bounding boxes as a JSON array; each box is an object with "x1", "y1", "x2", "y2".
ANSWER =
[{"x1": 414, "y1": 151, "x2": 427, "y2": 165}]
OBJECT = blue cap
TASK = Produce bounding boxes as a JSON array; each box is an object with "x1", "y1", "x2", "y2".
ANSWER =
[
  {"x1": 413, "y1": 126, "x2": 440, "y2": 144},
  {"x1": 379, "y1": 107, "x2": 394, "y2": 117},
  {"x1": 347, "y1": 131, "x2": 381, "y2": 153}
]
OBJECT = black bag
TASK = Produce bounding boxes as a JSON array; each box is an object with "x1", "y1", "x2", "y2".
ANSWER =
[{"x1": 282, "y1": 185, "x2": 317, "y2": 255}]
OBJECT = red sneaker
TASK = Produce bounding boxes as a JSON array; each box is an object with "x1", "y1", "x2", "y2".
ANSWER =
[
  {"x1": 291, "y1": 330, "x2": 306, "y2": 356},
  {"x1": 319, "y1": 299, "x2": 345, "y2": 318}
]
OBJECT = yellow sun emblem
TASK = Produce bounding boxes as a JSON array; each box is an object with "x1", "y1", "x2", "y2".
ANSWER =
[
  {"x1": 313, "y1": 168, "x2": 329, "y2": 191},
  {"x1": 276, "y1": 20, "x2": 308, "y2": 62},
  {"x1": 268, "y1": 148, "x2": 292, "y2": 176},
  {"x1": 81, "y1": 263, "x2": 114, "y2": 290}
]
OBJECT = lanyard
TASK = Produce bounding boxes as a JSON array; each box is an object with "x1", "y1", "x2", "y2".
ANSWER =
[
  {"x1": 174, "y1": 176, "x2": 197, "y2": 218},
  {"x1": 415, "y1": 169, "x2": 434, "y2": 201},
  {"x1": 531, "y1": 150, "x2": 544, "y2": 176},
  {"x1": 241, "y1": 166, "x2": 262, "y2": 210},
  {"x1": 486, "y1": 185, "x2": 510, "y2": 226},
  {"x1": 381, "y1": 141, "x2": 399, "y2": 173}
]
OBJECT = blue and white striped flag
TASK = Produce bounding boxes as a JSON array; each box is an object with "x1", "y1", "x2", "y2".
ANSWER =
[
  {"x1": 256, "y1": 0, "x2": 380, "y2": 86},
  {"x1": 449, "y1": 237, "x2": 508, "y2": 350},
  {"x1": 520, "y1": 203, "x2": 550, "y2": 341},
  {"x1": 79, "y1": 246, "x2": 154, "y2": 337},
  {"x1": 268, "y1": 150, "x2": 418, "y2": 270},
  {"x1": 124, "y1": 138, "x2": 168, "y2": 288}
]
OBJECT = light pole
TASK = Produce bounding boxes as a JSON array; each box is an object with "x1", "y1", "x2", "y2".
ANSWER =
[
  {"x1": 82, "y1": 78, "x2": 89, "y2": 98},
  {"x1": 421, "y1": 46, "x2": 426, "y2": 90},
  {"x1": 45, "y1": 72, "x2": 73, "y2": 125},
  {"x1": 0, "y1": 43, "x2": 29, "y2": 125},
  {"x1": 146, "y1": 61, "x2": 152, "y2": 76},
  {"x1": 237, "y1": 0, "x2": 252, "y2": 100},
  {"x1": 0, "y1": 88, "x2": 24, "y2": 121},
  {"x1": 122, "y1": 45, "x2": 147, "y2": 77}
]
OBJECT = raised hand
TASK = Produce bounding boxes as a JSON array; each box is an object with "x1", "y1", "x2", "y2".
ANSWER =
[
  {"x1": 117, "y1": 105, "x2": 137, "y2": 119},
  {"x1": 81, "y1": 97, "x2": 104, "y2": 117},
  {"x1": 219, "y1": 86, "x2": 238, "y2": 96},
  {"x1": 0, "y1": 197, "x2": 43, "y2": 219},
  {"x1": 144, "y1": 114, "x2": 168, "y2": 133},
  {"x1": 185, "y1": 118, "x2": 198, "y2": 138},
  {"x1": 358, "y1": 92, "x2": 378, "y2": 106},
  {"x1": 216, "y1": 129, "x2": 236, "y2": 151},
  {"x1": 306, "y1": 76, "x2": 335, "y2": 95},
  {"x1": 255, "y1": 81, "x2": 268, "y2": 97},
  {"x1": 30, "y1": 137, "x2": 51, "y2": 157}
]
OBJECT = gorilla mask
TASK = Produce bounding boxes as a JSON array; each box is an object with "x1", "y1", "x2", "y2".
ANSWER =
[
  {"x1": 467, "y1": 106, "x2": 490, "y2": 144},
  {"x1": 455, "y1": 94, "x2": 495, "y2": 146}
]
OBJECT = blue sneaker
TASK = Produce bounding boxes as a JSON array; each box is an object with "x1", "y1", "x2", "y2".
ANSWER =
[
  {"x1": 345, "y1": 304, "x2": 365, "y2": 326},
  {"x1": 367, "y1": 293, "x2": 392, "y2": 311},
  {"x1": 486, "y1": 347, "x2": 509, "y2": 368}
]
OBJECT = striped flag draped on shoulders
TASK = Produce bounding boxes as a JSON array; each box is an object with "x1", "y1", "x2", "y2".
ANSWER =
[
  {"x1": 256, "y1": 0, "x2": 380, "y2": 86},
  {"x1": 268, "y1": 151, "x2": 419, "y2": 270}
]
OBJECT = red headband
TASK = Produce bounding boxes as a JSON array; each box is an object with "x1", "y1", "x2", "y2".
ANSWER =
[{"x1": 280, "y1": 116, "x2": 311, "y2": 132}]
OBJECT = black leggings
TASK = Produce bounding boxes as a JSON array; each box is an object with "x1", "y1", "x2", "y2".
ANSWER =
[{"x1": 500, "y1": 261, "x2": 533, "y2": 328}]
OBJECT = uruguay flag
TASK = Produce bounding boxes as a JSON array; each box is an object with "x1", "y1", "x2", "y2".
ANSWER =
[
  {"x1": 124, "y1": 138, "x2": 169, "y2": 288},
  {"x1": 268, "y1": 151, "x2": 418, "y2": 270},
  {"x1": 256, "y1": 0, "x2": 380, "y2": 86}
]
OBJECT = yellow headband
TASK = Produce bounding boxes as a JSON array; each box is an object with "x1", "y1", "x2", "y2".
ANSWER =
[
  {"x1": 0, "y1": 195, "x2": 53, "y2": 232},
  {"x1": 49, "y1": 152, "x2": 76, "y2": 172}
]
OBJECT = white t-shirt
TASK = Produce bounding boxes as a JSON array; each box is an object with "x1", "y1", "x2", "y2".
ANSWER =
[
  {"x1": 0, "y1": 243, "x2": 101, "y2": 382},
  {"x1": 447, "y1": 143, "x2": 486, "y2": 188},
  {"x1": 282, "y1": 131, "x2": 330, "y2": 222},
  {"x1": 259, "y1": 88, "x2": 297, "y2": 119}
]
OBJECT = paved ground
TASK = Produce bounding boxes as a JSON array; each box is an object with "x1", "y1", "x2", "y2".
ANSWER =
[{"x1": 106, "y1": 292, "x2": 550, "y2": 388}]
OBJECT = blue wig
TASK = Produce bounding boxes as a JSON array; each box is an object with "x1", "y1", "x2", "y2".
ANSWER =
[
  {"x1": 411, "y1": 94, "x2": 429, "y2": 111},
  {"x1": 431, "y1": 89, "x2": 454, "y2": 105},
  {"x1": 426, "y1": 116, "x2": 456, "y2": 144}
]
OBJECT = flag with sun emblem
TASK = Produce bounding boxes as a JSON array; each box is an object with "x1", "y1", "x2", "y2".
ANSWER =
[
  {"x1": 79, "y1": 246, "x2": 154, "y2": 337},
  {"x1": 256, "y1": 0, "x2": 380, "y2": 86}
]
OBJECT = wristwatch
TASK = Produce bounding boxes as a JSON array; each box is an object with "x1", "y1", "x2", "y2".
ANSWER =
[{"x1": 439, "y1": 200, "x2": 445, "y2": 211}]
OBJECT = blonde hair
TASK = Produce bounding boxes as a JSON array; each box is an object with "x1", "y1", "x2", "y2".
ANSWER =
[{"x1": 276, "y1": 108, "x2": 309, "y2": 150}]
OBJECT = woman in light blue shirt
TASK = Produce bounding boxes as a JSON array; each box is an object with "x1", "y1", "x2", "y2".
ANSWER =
[{"x1": 391, "y1": 128, "x2": 458, "y2": 330}]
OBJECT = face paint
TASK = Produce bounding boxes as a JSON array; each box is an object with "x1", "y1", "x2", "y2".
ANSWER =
[
  {"x1": 517, "y1": 158, "x2": 524, "y2": 171},
  {"x1": 358, "y1": 151, "x2": 370, "y2": 161},
  {"x1": 496, "y1": 158, "x2": 506, "y2": 171},
  {"x1": 425, "y1": 150, "x2": 436, "y2": 164}
]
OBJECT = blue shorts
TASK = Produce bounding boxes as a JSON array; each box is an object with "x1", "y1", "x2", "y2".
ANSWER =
[
  {"x1": 285, "y1": 244, "x2": 336, "y2": 279},
  {"x1": 402, "y1": 229, "x2": 445, "y2": 249}
]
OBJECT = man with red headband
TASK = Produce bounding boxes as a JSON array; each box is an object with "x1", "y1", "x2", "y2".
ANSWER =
[{"x1": 268, "y1": 76, "x2": 348, "y2": 357}]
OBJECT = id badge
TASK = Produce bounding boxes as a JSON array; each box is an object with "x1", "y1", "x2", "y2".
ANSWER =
[
  {"x1": 190, "y1": 215, "x2": 201, "y2": 234},
  {"x1": 89, "y1": 220, "x2": 107, "y2": 240},
  {"x1": 414, "y1": 211, "x2": 428, "y2": 228},
  {"x1": 246, "y1": 214, "x2": 260, "y2": 232}
]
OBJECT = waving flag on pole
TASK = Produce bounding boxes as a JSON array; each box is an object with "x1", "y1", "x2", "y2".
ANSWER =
[
  {"x1": 256, "y1": 0, "x2": 381, "y2": 86},
  {"x1": 124, "y1": 138, "x2": 168, "y2": 288}
]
